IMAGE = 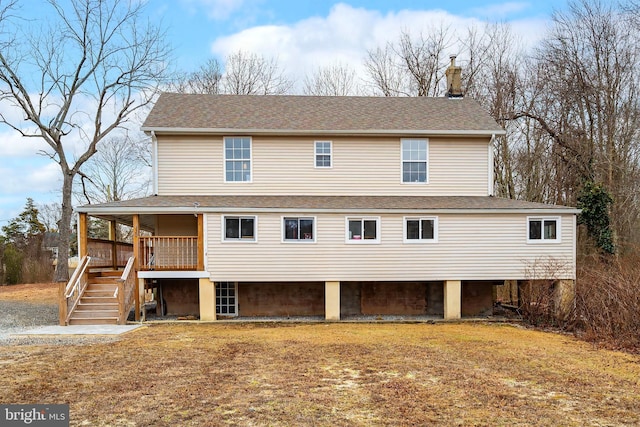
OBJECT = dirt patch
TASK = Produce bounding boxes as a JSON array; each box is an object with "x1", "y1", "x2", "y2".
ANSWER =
[
  {"x1": 0, "y1": 283, "x2": 59, "y2": 304},
  {"x1": 0, "y1": 322, "x2": 639, "y2": 426}
]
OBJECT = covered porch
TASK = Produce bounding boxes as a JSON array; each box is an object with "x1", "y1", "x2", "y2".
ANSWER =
[{"x1": 60, "y1": 210, "x2": 210, "y2": 325}]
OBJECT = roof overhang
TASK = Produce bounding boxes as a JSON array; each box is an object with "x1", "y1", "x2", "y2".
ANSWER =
[
  {"x1": 141, "y1": 127, "x2": 506, "y2": 137},
  {"x1": 78, "y1": 205, "x2": 580, "y2": 216}
]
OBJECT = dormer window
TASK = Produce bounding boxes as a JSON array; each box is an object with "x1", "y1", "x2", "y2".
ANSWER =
[{"x1": 401, "y1": 139, "x2": 428, "y2": 183}]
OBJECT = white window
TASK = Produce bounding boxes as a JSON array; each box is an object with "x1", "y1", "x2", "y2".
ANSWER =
[
  {"x1": 401, "y1": 139, "x2": 428, "y2": 183},
  {"x1": 527, "y1": 217, "x2": 560, "y2": 243},
  {"x1": 216, "y1": 281, "x2": 237, "y2": 316},
  {"x1": 224, "y1": 137, "x2": 251, "y2": 182},
  {"x1": 223, "y1": 216, "x2": 256, "y2": 241},
  {"x1": 346, "y1": 217, "x2": 380, "y2": 243},
  {"x1": 283, "y1": 217, "x2": 315, "y2": 242},
  {"x1": 315, "y1": 141, "x2": 332, "y2": 168},
  {"x1": 404, "y1": 217, "x2": 438, "y2": 243}
]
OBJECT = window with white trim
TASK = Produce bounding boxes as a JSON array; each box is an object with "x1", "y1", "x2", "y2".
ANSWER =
[
  {"x1": 527, "y1": 217, "x2": 560, "y2": 242},
  {"x1": 346, "y1": 217, "x2": 380, "y2": 243},
  {"x1": 404, "y1": 217, "x2": 437, "y2": 242},
  {"x1": 283, "y1": 217, "x2": 315, "y2": 242},
  {"x1": 224, "y1": 216, "x2": 256, "y2": 241},
  {"x1": 224, "y1": 136, "x2": 251, "y2": 182},
  {"x1": 216, "y1": 281, "x2": 237, "y2": 316},
  {"x1": 315, "y1": 141, "x2": 332, "y2": 168},
  {"x1": 401, "y1": 139, "x2": 428, "y2": 183}
]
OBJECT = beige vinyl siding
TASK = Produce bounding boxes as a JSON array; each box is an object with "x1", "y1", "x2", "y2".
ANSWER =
[
  {"x1": 157, "y1": 135, "x2": 489, "y2": 196},
  {"x1": 207, "y1": 212, "x2": 575, "y2": 282},
  {"x1": 157, "y1": 135, "x2": 222, "y2": 194}
]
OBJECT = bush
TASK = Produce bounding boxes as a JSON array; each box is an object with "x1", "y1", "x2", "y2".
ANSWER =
[
  {"x1": 519, "y1": 279, "x2": 558, "y2": 327},
  {"x1": 569, "y1": 252, "x2": 640, "y2": 352},
  {"x1": 3, "y1": 244, "x2": 24, "y2": 284}
]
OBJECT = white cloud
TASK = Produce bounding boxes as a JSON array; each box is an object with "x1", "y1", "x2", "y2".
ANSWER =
[
  {"x1": 0, "y1": 161, "x2": 61, "y2": 196},
  {"x1": 210, "y1": 3, "x2": 549, "y2": 92}
]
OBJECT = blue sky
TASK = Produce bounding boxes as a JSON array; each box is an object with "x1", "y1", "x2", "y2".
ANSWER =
[{"x1": 0, "y1": 0, "x2": 569, "y2": 227}]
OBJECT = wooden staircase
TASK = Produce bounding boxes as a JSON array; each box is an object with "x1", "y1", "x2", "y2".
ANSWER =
[{"x1": 68, "y1": 271, "x2": 121, "y2": 325}]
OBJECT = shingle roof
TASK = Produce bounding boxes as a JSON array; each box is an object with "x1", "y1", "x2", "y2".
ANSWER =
[
  {"x1": 141, "y1": 93, "x2": 504, "y2": 135},
  {"x1": 78, "y1": 195, "x2": 577, "y2": 213}
]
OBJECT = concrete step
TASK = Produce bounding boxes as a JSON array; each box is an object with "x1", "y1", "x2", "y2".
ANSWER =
[{"x1": 68, "y1": 317, "x2": 118, "y2": 325}]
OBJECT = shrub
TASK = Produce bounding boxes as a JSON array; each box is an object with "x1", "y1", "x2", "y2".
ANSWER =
[
  {"x1": 3, "y1": 244, "x2": 24, "y2": 284},
  {"x1": 569, "y1": 252, "x2": 640, "y2": 352}
]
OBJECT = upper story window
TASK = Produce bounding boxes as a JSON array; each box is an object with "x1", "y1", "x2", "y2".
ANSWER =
[
  {"x1": 346, "y1": 217, "x2": 380, "y2": 243},
  {"x1": 283, "y1": 217, "x2": 315, "y2": 242},
  {"x1": 224, "y1": 216, "x2": 256, "y2": 241},
  {"x1": 315, "y1": 141, "x2": 332, "y2": 168},
  {"x1": 527, "y1": 217, "x2": 560, "y2": 243},
  {"x1": 401, "y1": 139, "x2": 428, "y2": 183},
  {"x1": 224, "y1": 137, "x2": 251, "y2": 182},
  {"x1": 404, "y1": 217, "x2": 438, "y2": 243}
]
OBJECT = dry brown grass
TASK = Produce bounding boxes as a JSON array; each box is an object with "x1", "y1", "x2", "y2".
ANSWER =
[
  {"x1": 0, "y1": 282, "x2": 58, "y2": 304},
  {"x1": 1, "y1": 321, "x2": 639, "y2": 426},
  {"x1": 1, "y1": 284, "x2": 638, "y2": 425}
]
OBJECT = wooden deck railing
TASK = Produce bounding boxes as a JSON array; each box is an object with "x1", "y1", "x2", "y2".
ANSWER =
[
  {"x1": 139, "y1": 236, "x2": 198, "y2": 270},
  {"x1": 59, "y1": 255, "x2": 91, "y2": 325},
  {"x1": 115, "y1": 257, "x2": 136, "y2": 324},
  {"x1": 87, "y1": 238, "x2": 134, "y2": 269}
]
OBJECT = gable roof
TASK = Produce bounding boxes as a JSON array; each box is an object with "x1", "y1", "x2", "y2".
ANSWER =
[{"x1": 141, "y1": 93, "x2": 505, "y2": 136}]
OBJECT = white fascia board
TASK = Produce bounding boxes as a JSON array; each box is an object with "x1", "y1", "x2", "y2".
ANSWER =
[
  {"x1": 138, "y1": 271, "x2": 210, "y2": 279},
  {"x1": 78, "y1": 206, "x2": 581, "y2": 216},
  {"x1": 141, "y1": 126, "x2": 506, "y2": 137}
]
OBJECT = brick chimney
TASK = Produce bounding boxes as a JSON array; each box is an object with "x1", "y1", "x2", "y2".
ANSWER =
[{"x1": 445, "y1": 55, "x2": 463, "y2": 98}]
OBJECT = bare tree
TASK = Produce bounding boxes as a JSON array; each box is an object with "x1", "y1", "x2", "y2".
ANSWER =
[
  {"x1": 0, "y1": 0, "x2": 170, "y2": 281},
  {"x1": 37, "y1": 202, "x2": 62, "y2": 233},
  {"x1": 506, "y1": 0, "x2": 640, "y2": 248},
  {"x1": 364, "y1": 43, "x2": 407, "y2": 96},
  {"x1": 222, "y1": 51, "x2": 292, "y2": 95},
  {"x1": 76, "y1": 133, "x2": 151, "y2": 204},
  {"x1": 364, "y1": 27, "x2": 452, "y2": 97},
  {"x1": 170, "y1": 59, "x2": 223, "y2": 94},
  {"x1": 303, "y1": 63, "x2": 358, "y2": 96},
  {"x1": 397, "y1": 28, "x2": 452, "y2": 96}
]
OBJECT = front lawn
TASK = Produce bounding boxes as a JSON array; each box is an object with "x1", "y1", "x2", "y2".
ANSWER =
[{"x1": 1, "y1": 321, "x2": 639, "y2": 426}]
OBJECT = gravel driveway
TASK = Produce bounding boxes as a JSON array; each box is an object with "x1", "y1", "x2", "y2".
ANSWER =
[{"x1": 0, "y1": 301, "x2": 60, "y2": 345}]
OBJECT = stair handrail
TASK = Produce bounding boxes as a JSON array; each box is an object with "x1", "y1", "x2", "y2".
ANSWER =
[
  {"x1": 65, "y1": 255, "x2": 91, "y2": 298},
  {"x1": 116, "y1": 256, "x2": 136, "y2": 324},
  {"x1": 63, "y1": 255, "x2": 92, "y2": 324}
]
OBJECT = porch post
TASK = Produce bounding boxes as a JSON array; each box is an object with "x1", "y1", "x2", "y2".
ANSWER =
[
  {"x1": 133, "y1": 214, "x2": 141, "y2": 321},
  {"x1": 109, "y1": 220, "x2": 117, "y2": 269},
  {"x1": 58, "y1": 282, "x2": 67, "y2": 326},
  {"x1": 325, "y1": 281, "x2": 340, "y2": 321},
  {"x1": 199, "y1": 278, "x2": 216, "y2": 321},
  {"x1": 197, "y1": 214, "x2": 205, "y2": 271},
  {"x1": 138, "y1": 277, "x2": 145, "y2": 322},
  {"x1": 444, "y1": 280, "x2": 461, "y2": 320},
  {"x1": 78, "y1": 212, "x2": 88, "y2": 259}
]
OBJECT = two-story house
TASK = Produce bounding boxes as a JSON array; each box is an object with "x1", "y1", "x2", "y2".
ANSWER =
[{"x1": 60, "y1": 76, "x2": 578, "y2": 325}]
